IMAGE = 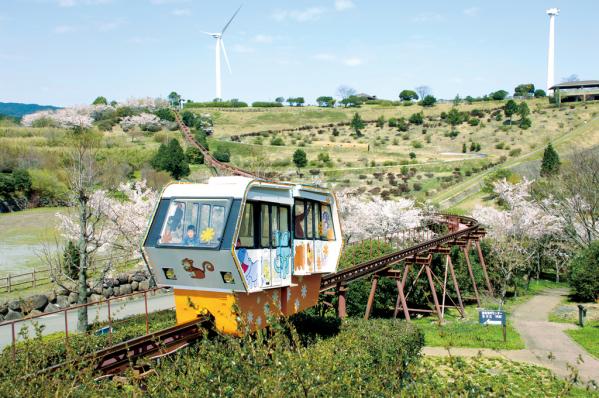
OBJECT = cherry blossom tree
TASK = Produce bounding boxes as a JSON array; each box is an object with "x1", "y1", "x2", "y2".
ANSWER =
[
  {"x1": 119, "y1": 112, "x2": 162, "y2": 132},
  {"x1": 21, "y1": 107, "x2": 93, "y2": 128},
  {"x1": 336, "y1": 192, "x2": 423, "y2": 243}
]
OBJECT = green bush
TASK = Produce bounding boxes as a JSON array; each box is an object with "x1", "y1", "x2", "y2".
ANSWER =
[
  {"x1": 213, "y1": 146, "x2": 231, "y2": 163},
  {"x1": 252, "y1": 101, "x2": 283, "y2": 108},
  {"x1": 569, "y1": 241, "x2": 599, "y2": 301},
  {"x1": 270, "y1": 136, "x2": 285, "y2": 146}
]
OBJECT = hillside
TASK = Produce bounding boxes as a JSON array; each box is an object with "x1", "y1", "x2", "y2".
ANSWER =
[{"x1": 0, "y1": 102, "x2": 61, "y2": 118}]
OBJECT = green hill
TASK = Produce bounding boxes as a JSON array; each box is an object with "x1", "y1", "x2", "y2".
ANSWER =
[{"x1": 0, "y1": 102, "x2": 61, "y2": 118}]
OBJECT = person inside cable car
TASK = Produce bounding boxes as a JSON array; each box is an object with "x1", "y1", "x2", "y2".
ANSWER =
[{"x1": 182, "y1": 224, "x2": 199, "y2": 246}]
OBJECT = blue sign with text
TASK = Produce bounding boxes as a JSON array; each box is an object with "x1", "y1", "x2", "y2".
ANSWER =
[{"x1": 479, "y1": 310, "x2": 506, "y2": 326}]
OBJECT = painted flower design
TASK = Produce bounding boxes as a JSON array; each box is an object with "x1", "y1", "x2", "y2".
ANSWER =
[
  {"x1": 301, "y1": 284, "x2": 308, "y2": 299},
  {"x1": 294, "y1": 298, "x2": 300, "y2": 312},
  {"x1": 200, "y1": 227, "x2": 215, "y2": 242},
  {"x1": 247, "y1": 311, "x2": 254, "y2": 324}
]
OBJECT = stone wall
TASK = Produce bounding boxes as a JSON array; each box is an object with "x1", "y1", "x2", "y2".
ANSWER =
[{"x1": 0, "y1": 270, "x2": 157, "y2": 322}]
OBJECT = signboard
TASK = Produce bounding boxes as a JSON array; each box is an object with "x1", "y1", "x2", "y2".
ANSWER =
[{"x1": 479, "y1": 309, "x2": 506, "y2": 326}]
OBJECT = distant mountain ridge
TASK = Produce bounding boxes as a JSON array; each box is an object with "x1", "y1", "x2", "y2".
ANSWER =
[{"x1": 0, "y1": 102, "x2": 61, "y2": 118}]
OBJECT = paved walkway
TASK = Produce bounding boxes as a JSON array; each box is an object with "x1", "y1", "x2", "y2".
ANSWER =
[{"x1": 423, "y1": 288, "x2": 599, "y2": 383}]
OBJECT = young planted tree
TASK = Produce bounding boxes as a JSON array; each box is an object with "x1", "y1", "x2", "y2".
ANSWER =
[
  {"x1": 540, "y1": 143, "x2": 560, "y2": 177},
  {"x1": 350, "y1": 112, "x2": 365, "y2": 136},
  {"x1": 503, "y1": 99, "x2": 518, "y2": 124},
  {"x1": 293, "y1": 149, "x2": 307, "y2": 172}
]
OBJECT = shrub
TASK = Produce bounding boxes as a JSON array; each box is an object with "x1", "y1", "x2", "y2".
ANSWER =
[
  {"x1": 409, "y1": 112, "x2": 424, "y2": 125},
  {"x1": 519, "y1": 117, "x2": 532, "y2": 129},
  {"x1": 252, "y1": 101, "x2": 284, "y2": 107},
  {"x1": 411, "y1": 140, "x2": 423, "y2": 149},
  {"x1": 185, "y1": 146, "x2": 204, "y2": 164},
  {"x1": 213, "y1": 146, "x2": 231, "y2": 163},
  {"x1": 420, "y1": 95, "x2": 437, "y2": 107},
  {"x1": 509, "y1": 148, "x2": 522, "y2": 157},
  {"x1": 388, "y1": 118, "x2": 398, "y2": 127},
  {"x1": 569, "y1": 241, "x2": 599, "y2": 301},
  {"x1": 270, "y1": 136, "x2": 285, "y2": 146},
  {"x1": 468, "y1": 118, "x2": 480, "y2": 126}
]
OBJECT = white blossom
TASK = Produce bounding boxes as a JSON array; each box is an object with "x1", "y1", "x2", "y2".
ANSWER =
[
  {"x1": 337, "y1": 192, "x2": 423, "y2": 242},
  {"x1": 21, "y1": 107, "x2": 93, "y2": 128},
  {"x1": 119, "y1": 112, "x2": 162, "y2": 131}
]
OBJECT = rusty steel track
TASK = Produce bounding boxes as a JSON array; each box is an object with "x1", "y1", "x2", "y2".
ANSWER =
[
  {"x1": 174, "y1": 110, "x2": 255, "y2": 178},
  {"x1": 320, "y1": 214, "x2": 484, "y2": 291},
  {"x1": 37, "y1": 318, "x2": 207, "y2": 378}
]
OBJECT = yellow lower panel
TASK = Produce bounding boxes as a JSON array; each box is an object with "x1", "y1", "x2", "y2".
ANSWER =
[{"x1": 174, "y1": 274, "x2": 323, "y2": 336}]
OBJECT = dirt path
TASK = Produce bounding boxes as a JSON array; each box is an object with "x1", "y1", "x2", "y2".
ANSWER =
[{"x1": 423, "y1": 288, "x2": 599, "y2": 383}]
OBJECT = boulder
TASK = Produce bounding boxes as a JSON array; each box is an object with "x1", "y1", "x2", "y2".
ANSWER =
[
  {"x1": 89, "y1": 294, "x2": 103, "y2": 303},
  {"x1": 102, "y1": 287, "x2": 114, "y2": 298},
  {"x1": 112, "y1": 278, "x2": 120, "y2": 287},
  {"x1": 112, "y1": 286, "x2": 120, "y2": 296},
  {"x1": 139, "y1": 280, "x2": 150, "y2": 291},
  {"x1": 117, "y1": 273, "x2": 129, "y2": 284},
  {"x1": 128, "y1": 274, "x2": 134, "y2": 283},
  {"x1": 44, "y1": 303, "x2": 60, "y2": 313},
  {"x1": 56, "y1": 295, "x2": 69, "y2": 308},
  {"x1": 56, "y1": 287, "x2": 70, "y2": 296},
  {"x1": 0, "y1": 314, "x2": 3, "y2": 322},
  {"x1": 8, "y1": 300, "x2": 21, "y2": 311},
  {"x1": 48, "y1": 290, "x2": 57, "y2": 303},
  {"x1": 132, "y1": 273, "x2": 145, "y2": 283},
  {"x1": 68, "y1": 292, "x2": 79, "y2": 304},
  {"x1": 24, "y1": 294, "x2": 48, "y2": 312},
  {"x1": 93, "y1": 285, "x2": 103, "y2": 295},
  {"x1": 119, "y1": 284, "x2": 132, "y2": 295},
  {"x1": 0, "y1": 301, "x2": 8, "y2": 316},
  {"x1": 28, "y1": 309, "x2": 43, "y2": 318},
  {"x1": 4, "y1": 309, "x2": 22, "y2": 321},
  {"x1": 131, "y1": 281, "x2": 139, "y2": 291}
]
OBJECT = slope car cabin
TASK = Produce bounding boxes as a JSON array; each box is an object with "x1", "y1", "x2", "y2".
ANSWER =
[{"x1": 142, "y1": 176, "x2": 342, "y2": 334}]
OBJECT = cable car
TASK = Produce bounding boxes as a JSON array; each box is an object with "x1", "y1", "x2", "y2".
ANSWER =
[{"x1": 142, "y1": 176, "x2": 342, "y2": 334}]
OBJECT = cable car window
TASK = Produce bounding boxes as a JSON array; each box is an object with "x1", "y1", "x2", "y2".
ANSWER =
[
  {"x1": 306, "y1": 202, "x2": 314, "y2": 239},
  {"x1": 159, "y1": 201, "x2": 186, "y2": 244},
  {"x1": 270, "y1": 205, "x2": 279, "y2": 247},
  {"x1": 320, "y1": 204, "x2": 335, "y2": 241},
  {"x1": 260, "y1": 204, "x2": 270, "y2": 248},
  {"x1": 279, "y1": 207, "x2": 289, "y2": 237},
  {"x1": 294, "y1": 201, "x2": 305, "y2": 239},
  {"x1": 158, "y1": 199, "x2": 230, "y2": 248},
  {"x1": 238, "y1": 203, "x2": 254, "y2": 247},
  {"x1": 314, "y1": 202, "x2": 321, "y2": 238}
]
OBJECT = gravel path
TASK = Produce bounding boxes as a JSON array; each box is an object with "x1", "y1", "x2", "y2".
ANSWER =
[{"x1": 423, "y1": 288, "x2": 599, "y2": 383}]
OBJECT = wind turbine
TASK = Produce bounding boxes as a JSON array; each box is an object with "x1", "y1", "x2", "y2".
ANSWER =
[{"x1": 203, "y1": 5, "x2": 242, "y2": 100}]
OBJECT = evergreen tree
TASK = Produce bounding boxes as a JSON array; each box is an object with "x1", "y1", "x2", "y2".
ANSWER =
[
  {"x1": 540, "y1": 143, "x2": 560, "y2": 177},
  {"x1": 350, "y1": 112, "x2": 365, "y2": 132},
  {"x1": 503, "y1": 100, "x2": 518, "y2": 124},
  {"x1": 92, "y1": 96, "x2": 108, "y2": 105},
  {"x1": 151, "y1": 139, "x2": 190, "y2": 180},
  {"x1": 462, "y1": 142, "x2": 467, "y2": 153},
  {"x1": 63, "y1": 240, "x2": 80, "y2": 280},
  {"x1": 293, "y1": 149, "x2": 308, "y2": 170}
]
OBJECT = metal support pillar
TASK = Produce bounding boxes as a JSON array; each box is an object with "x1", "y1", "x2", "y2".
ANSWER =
[
  {"x1": 425, "y1": 262, "x2": 443, "y2": 323},
  {"x1": 393, "y1": 264, "x2": 411, "y2": 321},
  {"x1": 447, "y1": 255, "x2": 465, "y2": 317},
  {"x1": 463, "y1": 241, "x2": 481, "y2": 306},
  {"x1": 475, "y1": 240, "x2": 494, "y2": 297},
  {"x1": 337, "y1": 285, "x2": 347, "y2": 319},
  {"x1": 364, "y1": 274, "x2": 379, "y2": 320}
]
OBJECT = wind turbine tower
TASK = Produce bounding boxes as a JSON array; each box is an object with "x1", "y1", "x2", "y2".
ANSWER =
[
  {"x1": 204, "y1": 5, "x2": 242, "y2": 100},
  {"x1": 546, "y1": 8, "x2": 559, "y2": 91}
]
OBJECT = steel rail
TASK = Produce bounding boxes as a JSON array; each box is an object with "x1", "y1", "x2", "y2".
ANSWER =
[{"x1": 319, "y1": 214, "x2": 483, "y2": 291}]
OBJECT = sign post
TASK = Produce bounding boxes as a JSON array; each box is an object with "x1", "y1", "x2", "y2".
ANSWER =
[{"x1": 479, "y1": 309, "x2": 507, "y2": 343}]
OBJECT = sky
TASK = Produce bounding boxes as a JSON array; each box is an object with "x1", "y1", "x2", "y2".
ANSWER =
[{"x1": 0, "y1": 0, "x2": 597, "y2": 106}]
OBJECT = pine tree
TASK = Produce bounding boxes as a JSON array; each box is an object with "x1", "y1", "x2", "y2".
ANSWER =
[
  {"x1": 540, "y1": 143, "x2": 560, "y2": 177},
  {"x1": 151, "y1": 139, "x2": 190, "y2": 180},
  {"x1": 293, "y1": 149, "x2": 307, "y2": 170}
]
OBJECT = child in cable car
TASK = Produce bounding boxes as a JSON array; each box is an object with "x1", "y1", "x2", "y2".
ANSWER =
[{"x1": 183, "y1": 225, "x2": 199, "y2": 246}]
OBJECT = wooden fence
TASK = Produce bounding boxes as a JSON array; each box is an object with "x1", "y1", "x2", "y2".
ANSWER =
[{"x1": 0, "y1": 268, "x2": 52, "y2": 293}]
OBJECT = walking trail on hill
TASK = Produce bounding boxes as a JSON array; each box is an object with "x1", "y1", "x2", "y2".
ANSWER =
[{"x1": 422, "y1": 288, "x2": 599, "y2": 383}]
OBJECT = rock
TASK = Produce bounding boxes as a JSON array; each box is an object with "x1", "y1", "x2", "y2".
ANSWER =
[
  {"x1": 89, "y1": 294, "x2": 103, "y2": 303},
  {"x1": 44, "y1": 303, "x2": 60, "y2": 313},
  {"x1": 112, "y1": 286, "x2": 120, "y2": 296},
  {"x1": 86, "y1": 288, "x2": 92, "y2": 297},
  {"x1": 132, "y1": 273, "x2": 145, "y2": 283},
  {"x1": 56, "y1": 287, "x2": 69, "y2": 296},
  {"x1": 46, "y1": 290, "x2": 57, "y2": 303},
  {"x1": 68, "y1": 292, "x2": 79, "y2": 304},
  {"x1": 4, "y1": 309, "x2": 22, "y2": 321},
  {"x1": 112, "y1": 278, "x2": 120, "y2": 287},
  {"x1": 102, "y1": 287, "x2": 113, "y2": 298},
  {"x1": 0, "y1": 302, "x2": 8, "y2": 316},
  {"x1": 93, "y1": 286, "x2": 103, "y2": 295},
  {"x1": 8, "y1": 300, "x2": 21, "y2": 311},
  {"x1": 119, "y1": 284, "x2": 132, "y2": 295},
  {"x1": 138, "y1": 280, "x2": 150, "y2": 291},
  {"x1": 28, "y1": 309, "x2": 43, "y2": 318},
  {"x1": 131, "y1": 281, "x2": 139, "y2": 291},
  {"x1": 56, "y1": 295, "x2": 69, "y2": 308},
  {"x1": 24, "y1": 294, "x2": 48, "y2": 312},
  {"x1": 0, "y1": 314, "x2": 3, "y2": 322},
  {"x1": 118, "y1": 273, "x2": 129, "y2": 284},
  {"x1": 128, "y1": 274, "x2": 134, "y2": 283}
]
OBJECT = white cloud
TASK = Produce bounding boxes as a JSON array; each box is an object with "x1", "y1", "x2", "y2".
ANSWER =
[
  {"x1": 54, "y1": 25, "x2": 77, "y2": 33},
  {"x1": 252, "y1": 34, "x2": 273, "y2": 44},
  {"x1": 411, "y1": 13, "x2": 444, "y2": 23},
  {"x1": 343, "y1": 57, "x2": 363, "y2": 66},
  {"x1": 272, "y1": 7, "x2": 325, "y2": 22},
  {"x1": 463, "y1": 7, "x2": 479, "y2": 17},
  {"x1": 334, "y1": 0, "x2": 354, "y2": 11},
  {"x1": 232, "y1": 44, "x2": 254, "y2": 54},
  {"x1": 313, "y1": 53, "x2": 336, "y2": 61},
  {"x1": 97, "y1": 18, "x2": 124, "y2": 31},
  {"x1": 172, "y1": 8, "x2": 191, "y2": 16},
  {"x1": 57, "y1": 0, "x2": 111, "y2": 6}
]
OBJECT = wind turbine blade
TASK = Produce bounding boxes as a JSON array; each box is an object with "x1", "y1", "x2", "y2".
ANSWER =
[
  {"x1": 221, "y1": 39, "x2": 232, "y2": 74},
  {"x1": 201, "y1": 31, "x2": 216, "y2": 37},
  {"x1": 221, "y1": 4, "x2": 242, "y2": 35}
]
